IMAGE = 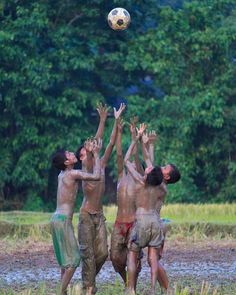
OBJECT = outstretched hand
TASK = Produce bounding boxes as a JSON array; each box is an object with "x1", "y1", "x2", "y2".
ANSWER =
[
  {"x1": 92, "y1": 138, "x2": 103, "y2": 155},
  {"x1": 142, "y1": 132, "x2": 149, "y2": 144},
  {"x1": 136, "y1": 123, "x2": 146, "y2": 139},
  {"x1": 114, "y1": 103, "x2": 126, "y2": 119},
  {"x1": 84, "y1": 138, "x2": 94, "y2": 153},
  {"x1": 117, "y1": 118, "x2": 124, "y2": 132},
  {"x1": 129, "y1": 116, "x2": 138, "y2": 137},
  {"x1": 130, "y1": 116, "x2": 138, "y2": 127},
  {"x1": 96, "y1": 102, "x2": 110, "y2": 121},
  {"x1": 148, "y1": 130, "x2": 157, "y2": 144}
]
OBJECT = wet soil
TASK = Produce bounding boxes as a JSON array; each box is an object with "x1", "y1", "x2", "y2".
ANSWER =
[{"x1": 0, "y1": 239, "x2": 235, "y2": 291}]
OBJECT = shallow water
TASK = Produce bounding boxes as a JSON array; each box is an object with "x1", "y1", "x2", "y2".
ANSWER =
[
  {"x1": 1, "y1": 240, "x2": 236, "y2": 289},
  {"x1": 1, "y1": 259, "x2": 236, "y2": 288}
]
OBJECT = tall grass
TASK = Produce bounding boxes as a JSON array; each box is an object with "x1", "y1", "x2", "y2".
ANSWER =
[
  {"x1": 0, "y1": 204, "x2": 235, "y2": 240},
  {"x1": 1, "y1": 204, "x2": 236, "y2": 225},
  {"x1": 161, "y1": 204, "x2": 236, "y2": 224},
  {"x1": 1, "y1": 281, "x2": 235, "y2": 295}
]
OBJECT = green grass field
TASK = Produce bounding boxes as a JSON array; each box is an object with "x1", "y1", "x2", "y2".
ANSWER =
[
  {"x1": 1, "y1": 281, "x2": 236, "y2": 295},
  {"x1": 1, "y1": 203, "x2": 236, "y2": 224},
  {"x1": 0, "y1": 204, "x2": 235, "y2": 240}
]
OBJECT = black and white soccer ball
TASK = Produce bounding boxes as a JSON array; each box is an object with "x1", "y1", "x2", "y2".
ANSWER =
[{"x1": 107, "y1": 8, "x2": 131, "y2": 31}]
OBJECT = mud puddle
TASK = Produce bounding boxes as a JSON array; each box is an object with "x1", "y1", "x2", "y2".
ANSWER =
[{"x1": 0, "y1": 240, "x2": 235, "y2": 289}]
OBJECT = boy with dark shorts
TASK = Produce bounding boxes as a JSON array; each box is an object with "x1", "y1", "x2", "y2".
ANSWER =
[{"x1": 76, "y1": 103, "x2": 126, "y2": 295}]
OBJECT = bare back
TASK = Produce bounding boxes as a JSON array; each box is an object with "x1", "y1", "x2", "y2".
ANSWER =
[
  {"x1": 81, "y1": 168, "x2": 105, "y2": 214},
  {"x1": 116, "y1": 171, "x2": 137, "y2": 223},
  {"x1": 155, "y1": 182, "x2": 167, "y2": 215}
]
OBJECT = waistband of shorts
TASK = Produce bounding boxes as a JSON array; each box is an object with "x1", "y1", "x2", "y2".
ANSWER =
[
  {"x1": 80, "y1": 208, "x2": 103, "y2": 216},
  {"x1": 115, "y1": 220, "x2": 134, "y2": 227},
  {"x1": 136, "y1": 208, "x2": 159, "y2": 215},
  {"x1": 52, "y1": 213, "x2": 72, "y2": 221}
]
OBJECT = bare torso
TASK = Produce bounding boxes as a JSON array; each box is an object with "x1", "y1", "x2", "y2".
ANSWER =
[
  {"x1": 55, "y1": 170, "x2": 79, "y2": 218},
  {"x1": 134, "y1": 183, "x2": 162, "y2": 213},
  {"x1": 116, "y1": 171, "x2": 137, "y2": 223},
  {"x1": 155, "y1": 182, "x2": 167, "y2": 216},
  {"x1": 80, "y1": 168, "x2": 105, "y2": 214}
]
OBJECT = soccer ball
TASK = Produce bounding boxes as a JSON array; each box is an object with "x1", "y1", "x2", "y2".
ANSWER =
[{"x1": 107, "y1": 8, "x2": 131, "y2": 31}]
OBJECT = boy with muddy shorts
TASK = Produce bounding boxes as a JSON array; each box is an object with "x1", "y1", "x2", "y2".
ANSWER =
[
  {"x1": 110, "y1": 117, "x2": 143, "y2": 286},
  {"x1": 124, "y1": 124, "x2": 164, "y2": 295},
  {"x1": 51, "y1": 140, "x2": 101, "y2": 295},
  {"x1": 76, "y1": 103, "x2": 126, "y2": 295},
  {"x1": 141, "y1": 131, "x2": 181, "y2": 292}
]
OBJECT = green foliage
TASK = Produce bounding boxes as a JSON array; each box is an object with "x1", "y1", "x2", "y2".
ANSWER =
[
  {"x1": 0, "y1": 0, "x2": 235, "y2": 208},
  {"x1": 23, "y1": 192, "x2": 44, "y2": 211}
]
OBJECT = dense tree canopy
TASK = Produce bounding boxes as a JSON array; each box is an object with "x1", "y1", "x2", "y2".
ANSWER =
[{"x1": 0, "y1": 0, "x2": 235, "y2": 210}]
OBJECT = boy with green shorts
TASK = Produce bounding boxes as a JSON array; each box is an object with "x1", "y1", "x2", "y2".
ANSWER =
[{"x1": 51, "y1": 140, "x2": 101, "y2": 295}]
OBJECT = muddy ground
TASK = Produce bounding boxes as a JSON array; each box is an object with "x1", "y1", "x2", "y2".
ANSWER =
[{"x1": 0, "y1": 239, "x2": 236, "y2": 292}]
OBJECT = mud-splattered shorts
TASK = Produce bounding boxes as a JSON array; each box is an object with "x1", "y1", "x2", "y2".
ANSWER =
[
  {"x1": 78, "y1": 211, "x2": 108, "y2": 291},
  {"x1": 111, "y1": 220, "x2": 142, "y2": 273},
  {"x1": 129, "y1": 209, "x2": 164, "y2": 252},
  {"x1": 50, "y1": 213, "x2": 80, "y2": 268}
]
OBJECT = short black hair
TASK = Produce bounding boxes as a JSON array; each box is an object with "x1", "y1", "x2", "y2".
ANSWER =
[
  {"x1": 52, "y1": 149, "x2": 67, "y2": 170},
  {"x1": 168, "y1": 164, "x2": 181, "y2": 184},
  {"x1": 146, "y1": 166, "x2": 163, "y2": 186}
]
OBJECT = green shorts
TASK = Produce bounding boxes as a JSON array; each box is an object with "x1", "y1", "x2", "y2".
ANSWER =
[{"x1": 50, "y1": 213, "x2": 80, "y2": 268}]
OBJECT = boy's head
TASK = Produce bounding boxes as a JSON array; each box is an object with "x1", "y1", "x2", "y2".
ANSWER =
[
  {"x1": 52, "y1": 149, "x2": 78, "y2": 170},
  {"x1": 161, "y1": 164, "x2": 181, "y2": 184},
  {"x1": 144, "y1": 165, "x2": 163, "y2": 186}
]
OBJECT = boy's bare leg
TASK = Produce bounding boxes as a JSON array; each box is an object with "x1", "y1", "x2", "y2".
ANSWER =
[
  {"x1": 157, "y1": 261, "x2": 169, "y2": 290},
  {"x1": 148, "y1": 247, "x2": 160, "y2": 294},
  {"x1": 127, "y1": 250, "x2": 138, "y2": 294},
  {"x1": 61, "y1": 267, "x2": 76, "y2": 295},
  {"x1": 84, "y1": 287, "x2": 93, "y2": 295},
  {"x1": 61, "y1": 268, "x2": 65, "y2": 280}
]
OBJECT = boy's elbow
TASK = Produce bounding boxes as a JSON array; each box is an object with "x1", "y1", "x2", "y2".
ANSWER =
[{"x1": 93, "y1": 174, "x2": 101, "y2": 181}]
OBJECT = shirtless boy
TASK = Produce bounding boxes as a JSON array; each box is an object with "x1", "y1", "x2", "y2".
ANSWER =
[
  {"x1": 110, "y1": 117, "x2": 143, "y2": 286},
  {"x1": 51, "y1": 140, "x2": 102, "y2": 295},
  {"x1": 77, "y1": 103, "x2": 126, "y2": 295},
  {"x1": 141, "y1": 131, "x2": 181, "y2": 293},
  {"x1": 124, "y1": 124, "x2": 164, "y2": 295}
]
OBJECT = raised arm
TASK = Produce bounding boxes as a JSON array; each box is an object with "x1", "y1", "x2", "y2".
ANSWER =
[
  {"x1": 116, "y1": 118, "x2": 124, "y2": 179},
  {"x1": 124, "y1": 124, "x2": 146, "y2": 184},
  {"x1": 141, "y1": 131, "x2": 153, "y2": 167},
  {"x1": 148, "y1": 130, "x2": 157, "y2": 165},
  {"x1": 82, "y1": 138, "x2": 94, "y2": 173},
  {"x1": 130, "y1": 117, "x2": 144, "y2": 175},
  {"x1": 101, "y1": 103, "x2": 126, "y2": 168},
  {"x1": 95, "y1": 103, "x2": 110, "y2": 140},
  {"x1": 71, "y1": 139, "x2": 102, "y2": 180}
]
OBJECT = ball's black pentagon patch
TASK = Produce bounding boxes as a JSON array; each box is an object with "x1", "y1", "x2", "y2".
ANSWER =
[
  {"x1": 112, "y1": 9, "x2": 118, "y2": 15},
  {"x1": 123, "y1": 10, "x2": 128, "y2": 16},
  {"x1": 117, "y1": 19, "x2": 124, "y2": 26},
  {"x1": 108, "y1": 20, "x2": 113, "y2": 27}
]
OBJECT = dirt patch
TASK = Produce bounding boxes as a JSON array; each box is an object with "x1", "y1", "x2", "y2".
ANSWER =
[{"x1": 0, "y1": 239, "x2": 235, "y2": 290}]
